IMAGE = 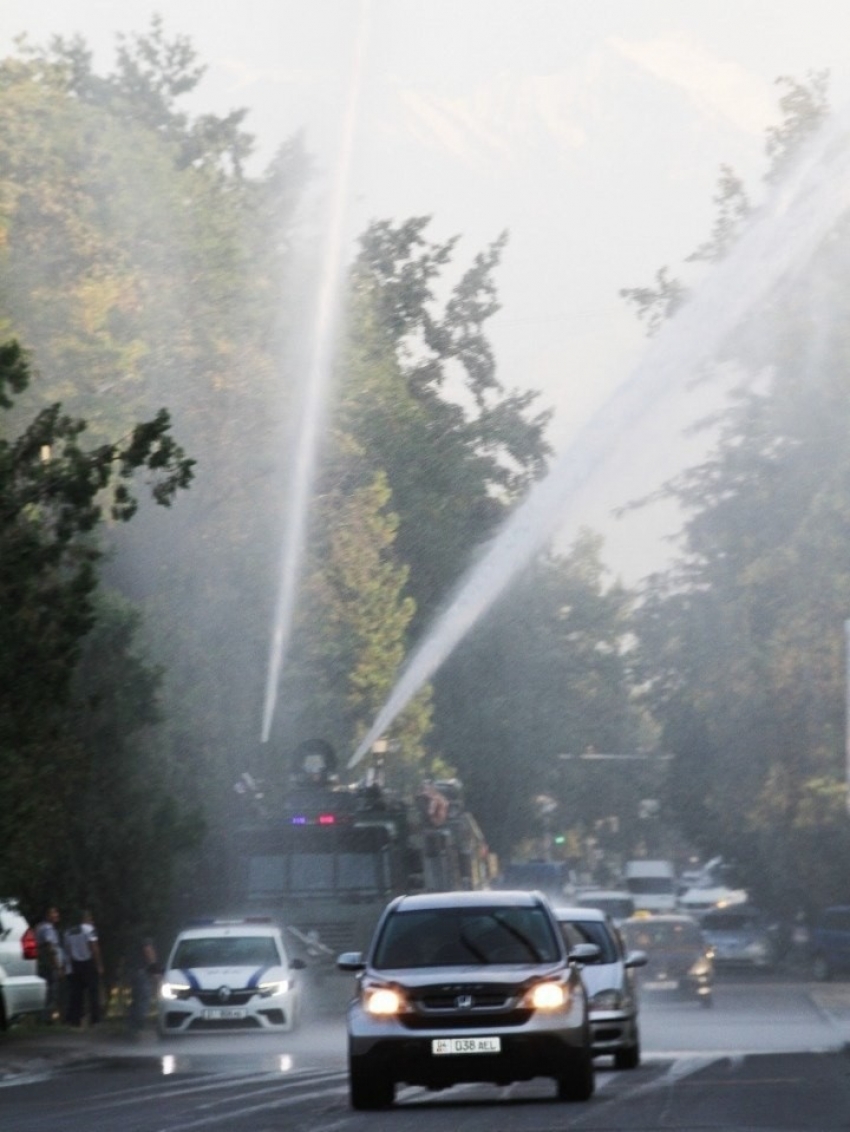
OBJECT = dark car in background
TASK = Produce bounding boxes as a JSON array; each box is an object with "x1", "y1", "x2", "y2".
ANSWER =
[
  {"x1": 621, "y1": 914, "x2": 714, "y2": 1007},
  {"x1": 700, "y1": 905, "x2": 777, "y2": 971},
  {"x1": 809, "y1": 906, "x2": 850, "y2": 981},
  {"x1": 337, "y1": 889, "x2": 596, "y2": 1109},
  {"x1": 554, "y1": 905, "x2": 646, "y2": 1069}
]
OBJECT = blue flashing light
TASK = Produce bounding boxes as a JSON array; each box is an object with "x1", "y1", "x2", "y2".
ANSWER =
[{"x1": 291, "y1": 815, "x2": 308, "y2": 825}]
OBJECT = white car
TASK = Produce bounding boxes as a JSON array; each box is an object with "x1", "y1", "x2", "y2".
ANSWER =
[
  {"x1": 158, "y1": 918, "x2": 305, "y2": 1036},
  {"x1": 0, "y1": 900, "x2": 46, "y2": 1029},
  {"x1": 554, "y1": 905, "x2": 646, "y2": 1069}
]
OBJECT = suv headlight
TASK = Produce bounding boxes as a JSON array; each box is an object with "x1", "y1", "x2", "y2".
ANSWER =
[
  {"x1": 522, "y1": 980, "x2": 569, "y2": 1011},
  {"x1": 363, "y1": 985, "x2": 407, "y2": 1016}
]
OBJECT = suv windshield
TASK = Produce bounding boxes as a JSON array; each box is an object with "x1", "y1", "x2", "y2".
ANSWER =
[
  {"x1": 373, "y1": 906, "x2": 561, "y2": 968},
  {"x1": 172, "y1": 935, "x2": 282, "y2": 968}
]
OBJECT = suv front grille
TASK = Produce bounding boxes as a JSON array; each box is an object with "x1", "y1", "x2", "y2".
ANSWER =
[
  {"x1": 400, "y1": 981, "x2": 532, "y2": 1030},
  {"x1": 419, "y1": 984, "x2": 515, "y2": 1010}
]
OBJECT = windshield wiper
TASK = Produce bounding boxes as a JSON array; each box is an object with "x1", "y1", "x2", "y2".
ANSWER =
[{"x1": 490, "y1": 913, "x2": 543, "y2": 961}]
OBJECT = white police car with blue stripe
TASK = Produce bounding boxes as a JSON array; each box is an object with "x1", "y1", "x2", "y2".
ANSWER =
[{"x1": 157, "y1": 918, "x2": 305, "y2": 1036}]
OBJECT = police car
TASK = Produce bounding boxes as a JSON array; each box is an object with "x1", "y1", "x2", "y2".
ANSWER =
[{"x1": 157, "y1": 918, "x2": 305, "y2": 1036}]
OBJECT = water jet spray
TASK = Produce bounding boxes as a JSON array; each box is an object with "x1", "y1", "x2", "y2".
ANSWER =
[
  {"x1": 350, "y1": 104, "x2": 850, "y2": 768},
  {"x1": 261, "y1": 0, "x2": 372, "y2": 744}
]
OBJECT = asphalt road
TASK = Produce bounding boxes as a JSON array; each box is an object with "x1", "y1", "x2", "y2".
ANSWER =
[{"x1": 2, "y1": 975, "x2": 849, "y2": 1131}]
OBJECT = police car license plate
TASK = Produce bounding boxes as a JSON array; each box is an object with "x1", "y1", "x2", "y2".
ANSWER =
[
  {"x1": 644, "y1": 980, "x2": 677, "y2": 990},
  {"x1": 202, "y1": 1007, "x2": 247, "y2": 1020},
  {"x1": 432, "y1": 1037, "x2": 501, "y2": 1055}
]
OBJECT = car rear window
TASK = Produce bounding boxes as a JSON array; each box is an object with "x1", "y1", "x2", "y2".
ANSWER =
[
  {"x1": 172, "y1": 935, "x2": 282, "y2": 968},
  {"x1": 373, "y1": 906, "x2": 561, "y2": 968},
  {"x1": 702, "y1": 913, "x2": 757, "y2": 931}
]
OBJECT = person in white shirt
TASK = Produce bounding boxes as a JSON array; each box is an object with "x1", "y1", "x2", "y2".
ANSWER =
[{"x1": 64, "y1": 910, "x2": 104, "y2": 1026}]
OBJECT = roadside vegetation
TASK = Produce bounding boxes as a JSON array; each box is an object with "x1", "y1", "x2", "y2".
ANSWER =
[{"x1": 1, "y1": 17, "x2": 849, "y2": 977}]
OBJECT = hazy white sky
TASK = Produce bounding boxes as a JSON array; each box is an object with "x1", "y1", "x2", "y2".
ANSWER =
[{"x1": 5, "y1": 0, "x2": 850, "y2": 578}]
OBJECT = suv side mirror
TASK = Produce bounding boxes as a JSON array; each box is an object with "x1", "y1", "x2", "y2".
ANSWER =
[{"x1": 337, "y1": 951, "x2": 366, "y2": 972}]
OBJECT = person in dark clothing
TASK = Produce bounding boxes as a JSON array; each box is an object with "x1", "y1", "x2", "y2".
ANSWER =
[
  {"x1": 35, "y1": 906, "x2": 67, "y2": 1023},
  {"x1": 127, "y1": 934, "x2": 159, "y2": 1034}
]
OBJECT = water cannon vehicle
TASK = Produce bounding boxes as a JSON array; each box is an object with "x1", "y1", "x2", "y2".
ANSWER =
[{"x1": 224, "y1": 739, "x2": 492, "y2": 1008}]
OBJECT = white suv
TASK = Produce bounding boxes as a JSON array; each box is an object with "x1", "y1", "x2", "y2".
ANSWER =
[
  {"x1": 157, "y1": 918, "x2": 305, "y2": 1036},
  {"x1": 0, "y1": 900, "x2": 47, "y2": 1028}
]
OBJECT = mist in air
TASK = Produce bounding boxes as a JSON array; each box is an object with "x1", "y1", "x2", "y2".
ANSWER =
[
  {"x1": 260, "y1": 0, "x2": 372, "y2": 745},
  {"x1": 349, "y1": 101, "x2": 850, "y2": 766}
]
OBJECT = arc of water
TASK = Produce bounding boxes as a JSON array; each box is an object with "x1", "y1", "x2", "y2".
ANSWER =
[
  {"x1": 349, "y1": 103, "x2": 850, "y2": 768},
  {"x1": 261, "y1": 0, "x2": 372, "y2": 744}
]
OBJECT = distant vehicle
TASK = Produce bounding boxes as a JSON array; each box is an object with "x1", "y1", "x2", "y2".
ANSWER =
[
  {"x1": 678, "y1": 886, "x2": 749, "y2": 919},
  {"x1": 621, "y1": 914, "x2": 714, "y2": 1006},
  {"x1": 157, "y1": 918, "x2": 305, "y2": 1036},
  {"x1": 809, "y1": 905, "x2": 850, "y2": 981},
  {"x1": 700, "y1": 905, "x2": 777, "y2": 970},
  {"x1": 0, "y1": 900, "x2": 46, "y2": 1029},
  {"x1": 553, "y1": 904, "x2": 646, "y2": 1069},
  {"x1": 624, "y1": 860, "x2": 678, "y2": 913},
  {"x1": 572, "y1": 889, "x2": 636, "y2": 925},
  {"x1": 495, "y1": 860, "x2": 569, "y2": 902},
  {"x1": 337, "y1": 889, "x2": 596, "y2": 1109}
]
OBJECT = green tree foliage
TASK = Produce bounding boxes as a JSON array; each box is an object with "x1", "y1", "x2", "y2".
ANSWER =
[
  {"x1": 1, "y1": 19, "x2": 643, "y2": 894},
  {"x1": 629, "y1": 73, "x2": 850, "y2": 913},
  {"x1": 0, "y1": 340, "x2": 198, "y2": 957},
  {"x1": 337, "y1": 218, "x2": 553, "y2": 630},
  {"x1": 431, "y1": 532, "x2": 645, "y2": 857},
  {"x1": 0, "y1": 20, "x2": 314, "y2": 830},
  {"x1": 265, "y1": 431, "x2": 432, "y2": 791}
]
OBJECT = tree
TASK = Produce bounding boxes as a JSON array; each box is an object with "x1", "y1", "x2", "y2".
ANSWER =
[
  {"x1": 627, "y1": 73, "x2": 850, "y2": 913},
  {"x1": 431, "y1": 532, "x2": 645, "y2": 858},
  {"x1": 0, "y1": 338, "x2": 197, "y2": 948},
  {"x1": 337, "y1": 218, "x2": 552, "y2": 631}
]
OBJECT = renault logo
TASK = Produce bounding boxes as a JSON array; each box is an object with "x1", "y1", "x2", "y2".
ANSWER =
[
  {"x1": 217, "y1": 986, "x2": 232, "y2": 1003},
  {"x1": 456, "y1": 994, "x2": 473, "y2": 1009}
]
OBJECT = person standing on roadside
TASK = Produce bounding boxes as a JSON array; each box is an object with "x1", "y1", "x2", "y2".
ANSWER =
[
  {"x1": 127, "y1": 932, "x2": 160, "y2": 1035},
  {"x1": 35, "y1": 906, "x2": 67, "y2": 1023},
  {"x1": 65, "y1": 909, "x2": 104, "y2": 1026}
]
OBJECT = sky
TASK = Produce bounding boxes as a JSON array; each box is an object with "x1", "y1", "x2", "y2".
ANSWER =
[{"x1": 5, "y1": 0, "x2": 850, "y2": 581}]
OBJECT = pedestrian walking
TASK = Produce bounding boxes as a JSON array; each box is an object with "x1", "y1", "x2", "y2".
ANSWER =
[
  {"x1": 35, "y1": 906, "x2": 67, "y2": 1023},
  {"x1": 64, "y1": 910, "x2": 104, "y2": 1026}
]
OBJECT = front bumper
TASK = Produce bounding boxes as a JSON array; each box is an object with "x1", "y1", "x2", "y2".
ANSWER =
[
  {"x1": 157, "y1": 991, "x2": 298, "y2": 1034},
  {"x1": 588, "y1": 1009, "x2": 637, "y2": 1054},
  {"x1": 347, "y1": 998, "x2": 588, "y2": 1088}
]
